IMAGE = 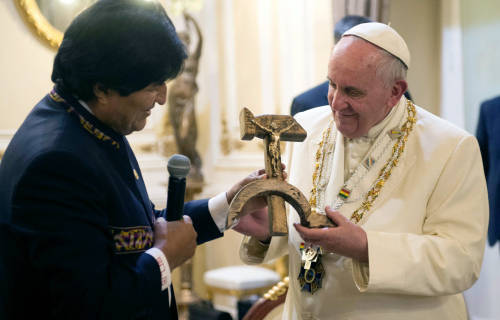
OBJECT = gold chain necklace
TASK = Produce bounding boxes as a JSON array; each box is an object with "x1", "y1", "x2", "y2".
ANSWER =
[{"x1": 309, "y1": 100, "x2": 417, "y2": 223}]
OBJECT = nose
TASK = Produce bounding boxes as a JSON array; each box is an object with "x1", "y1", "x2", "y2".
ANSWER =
[
  {"x1": 328, "y1": 86, "x2": 346, "y2": 112},
  {"x1": 156, "y1": 83, "x2": 167, "y2": 105}
]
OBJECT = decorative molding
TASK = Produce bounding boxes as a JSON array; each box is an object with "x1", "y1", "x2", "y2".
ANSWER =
[
  {"x1": 257, "y1": 0, "x2": 276, "y2": 113},
  {"x1": 222, "y1": 0, "x2": 238, "y2": 130},
  {"x1": 14, "y1": 0, "x2": 63, "y2": 49},
  {"x1": 165, "y1": 0, "x2": 204, "y2": 17},
  {"x1": 439, "y1": 0, "x2": 465, "y2": 128},
  {"x1": 333, "y1": 0, "x2": 390, "y2": 24},
  {"x1": 263, "y1": 276, "x2": 289, "y2": 301},
  {"x1": 220, "y1": 114, "x2": 243, "y2": 156}
]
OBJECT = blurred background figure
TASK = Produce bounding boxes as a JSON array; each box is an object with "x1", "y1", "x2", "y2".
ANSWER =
[{"x1": 476, "y1": 96, "x2": 500, "y2": 250}]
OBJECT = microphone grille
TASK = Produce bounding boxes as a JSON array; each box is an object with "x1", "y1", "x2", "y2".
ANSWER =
[{"x1": 167, "y1": 154, "x2": 191, "y2": 178}]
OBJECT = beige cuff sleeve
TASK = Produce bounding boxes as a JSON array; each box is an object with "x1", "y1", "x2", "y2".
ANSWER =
[
  {"x1": 352, "y1": 259, "x2": 370, "y2": 292},
  {"x1": 239, "y1": 236, "x2": 270, "y2": 264}
]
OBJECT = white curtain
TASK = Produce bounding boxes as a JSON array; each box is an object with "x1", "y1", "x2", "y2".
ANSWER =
[{"x1": 332, "y1": 0, "x2": 390, "y2": 25}]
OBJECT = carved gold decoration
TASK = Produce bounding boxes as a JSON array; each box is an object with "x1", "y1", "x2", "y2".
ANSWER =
[
  {"x1": 136, "y1": 143, "x2": 157, "y2": 154},
  {"x1": 273, "y1": 255, "x2": 289, "y2": 279},
  {"x1": 166, "y1": 0, "x2": 204, "y2": 16},
  {"x1": 263, "y1": 277, "x2": 289, "y2": 301},
  {"x1": 220, "y1": 113, "x2": 244, "y2": 155},
  {"x1": 168, "y1": 12, "x2": 204, "y2": 181},
  {"x1": 157, "y1": 109, "x2": 178, "y2": 157},
  {"x1": 0, "y1": 149, "x2": 4, "y2": 160},
  {"x1": 14, "y1": 0, "x2": 63, "y2": 49}
]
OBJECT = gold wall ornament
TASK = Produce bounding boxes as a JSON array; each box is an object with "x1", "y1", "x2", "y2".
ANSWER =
[
  {"x1": 165, "y1": 0, "x2": 204, "y2": 17},
  {"x1": 220, "y1": 113, "x2": 244, "y2": 156},
  {"x1": 157, "y1": 109, "x2": 178, "y2": 157},
  {"x1": 14, "y1": 0, "x2": 63, "y2": 49}
]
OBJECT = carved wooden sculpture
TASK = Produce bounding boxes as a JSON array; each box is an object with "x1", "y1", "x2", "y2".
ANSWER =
[
  {"x1": 167, "y1": 12, "x2": 204, "y2": 181},
  {"x1": 226, "y1": 108, "x2": 334, "y2": 236}
]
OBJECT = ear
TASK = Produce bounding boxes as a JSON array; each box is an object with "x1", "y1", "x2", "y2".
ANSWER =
[
  {"x1": 388, "y1": 80, "x2": 408, "y2": 106},
  {"x1": 93, "y1": 84, "x2": 110, "y2": 105}
]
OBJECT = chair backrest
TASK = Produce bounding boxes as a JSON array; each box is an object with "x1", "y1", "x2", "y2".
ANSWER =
[{"x1": 242, "y1": 277, "x2": 289, "y2": 320}]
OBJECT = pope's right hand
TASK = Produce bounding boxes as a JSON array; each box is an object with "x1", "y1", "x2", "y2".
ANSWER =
[
  {"x1": 153, "y1": 216, "x2": 197, "y2": 270},
  {"x1": 232, "y1": 206, "x2": 270, "y2": 242}
]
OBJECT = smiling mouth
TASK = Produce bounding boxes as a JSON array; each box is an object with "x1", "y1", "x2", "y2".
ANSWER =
[{"x1": 338, "y1": 112, "x2": 357, "y2": 117}]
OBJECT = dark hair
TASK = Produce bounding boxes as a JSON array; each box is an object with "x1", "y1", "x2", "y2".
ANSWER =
[
  {"x1": 51, "y1": 0, "x2": 187, "y2": 101},
  {"x1": 334, "y1": 15, "x2": 372, "y2": 42}
]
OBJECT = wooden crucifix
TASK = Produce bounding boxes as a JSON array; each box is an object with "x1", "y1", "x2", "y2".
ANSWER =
[{"x1": 226, "y1": 108, "x2": 334, "y2": 236}]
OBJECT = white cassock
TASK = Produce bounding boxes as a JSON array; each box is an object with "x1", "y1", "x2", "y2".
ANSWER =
[{"x1": 240, "y1": 96, "x2": 489, "y2": 320}]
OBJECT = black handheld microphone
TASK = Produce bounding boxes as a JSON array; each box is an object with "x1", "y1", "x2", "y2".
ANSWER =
[{"x1": 165, "y1": 154, "x2": 191, "y2": 221}]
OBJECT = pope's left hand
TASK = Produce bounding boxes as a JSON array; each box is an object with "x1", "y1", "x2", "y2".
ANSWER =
[{"x1": 293, "y1": 206, "x2": 369, "y2": 262}]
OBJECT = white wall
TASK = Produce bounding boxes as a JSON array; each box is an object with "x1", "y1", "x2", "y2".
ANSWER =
[
  {"x1": 459, "y1": 2, "x2": 500, "y2": 319},
  {"x1": 389, "y1": 0, "x2": 441, "y2": 115},
  {"x1": 0, "y1": 0, "x2": 55, "y2": 131},
  {"x1": 460, "y1": 0, "x2": 500, "y2": 133}
]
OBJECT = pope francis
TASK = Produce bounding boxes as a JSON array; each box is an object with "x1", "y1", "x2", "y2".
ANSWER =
[{"x1": 234, "y1": 23, "x2": 489, "y2": 320}]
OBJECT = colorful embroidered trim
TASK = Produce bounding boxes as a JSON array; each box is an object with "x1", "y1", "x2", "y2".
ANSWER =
[
  {"x1": 49, "y1": 90, "x2": 65, "y2": 102},
  {"x1": 388, "y1": 129, "x2": 402, "y2": 139},
  {"x1": 110, "y1": 226, "x2": 154, "y2": 254},
  {"x1": 364, "y1": 157, "x2": 375, "y2": 168},
  {"x1": 338, "y1": 188, "x2": 351, "y2": 199},
  {"x1": 49, "y1": 90, "x2": 120, "y2": 150}
]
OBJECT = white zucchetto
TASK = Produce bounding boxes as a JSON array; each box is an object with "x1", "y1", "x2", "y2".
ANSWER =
[{"x1": 343, "y1": 22, "x2": 410, "y2": 69}]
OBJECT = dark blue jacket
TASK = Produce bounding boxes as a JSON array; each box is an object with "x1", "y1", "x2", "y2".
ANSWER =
[
  {"x1": 0, "y1": 87, "x2": 223, "y2": 319},
  {"x1": 290, "y1": 81, "x2": 329, "y2": 116},
  {"x1": 476, "y1": 96, "x2": 500, "y2": 247}
]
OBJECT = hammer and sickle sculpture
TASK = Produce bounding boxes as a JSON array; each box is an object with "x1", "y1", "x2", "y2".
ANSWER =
[{"x1": 226, "y1": 108, "x2": 334, "y2": 236}]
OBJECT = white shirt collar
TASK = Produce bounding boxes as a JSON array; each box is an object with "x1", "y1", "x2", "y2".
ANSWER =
[{"x1": 78, "y1": 99, "x2": 94, "y2": 115}]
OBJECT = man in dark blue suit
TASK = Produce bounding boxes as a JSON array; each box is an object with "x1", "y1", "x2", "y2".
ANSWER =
[
  {"x1": 476, "y1": 96, "x2": 500, "y2": 249},
  {"x1": 0, "y1": 1, "x2": 261, "y2": 319},
  {"x1": 290, "y1": 15, "x2": 411, "y2": 116}
]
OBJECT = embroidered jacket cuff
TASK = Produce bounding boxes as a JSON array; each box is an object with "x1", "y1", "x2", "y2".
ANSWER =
[
  {"x1": 208, "y1": 192, "x2": 230, "y2": 232},
  {"x1": 146, "y1": 247, "x2": 172, "y2": 305}
]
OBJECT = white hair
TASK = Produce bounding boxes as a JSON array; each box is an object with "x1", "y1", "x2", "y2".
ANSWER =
[
  {"x1": 375, "y1": 49, "x2": 408, "y2": 87},
  {"x1": 345, "y1": 35, "x2": 407, "y2": 87}
]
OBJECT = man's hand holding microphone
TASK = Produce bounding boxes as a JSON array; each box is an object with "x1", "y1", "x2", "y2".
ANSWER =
[
  {"x1": 151, "y1": 154, "x2": 284, "y2": 270},
  {"x1": 153, "y1": 154, "x2": 197, "y2": 270}
]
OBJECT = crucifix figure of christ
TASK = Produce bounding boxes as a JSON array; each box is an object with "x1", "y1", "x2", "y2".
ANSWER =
[
  {"x1": 226, "y1": 108, "x2": 334, "y2": 236},
  {"x1": 251, "y1": 118, "x2": 296, "y2": 179}
]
